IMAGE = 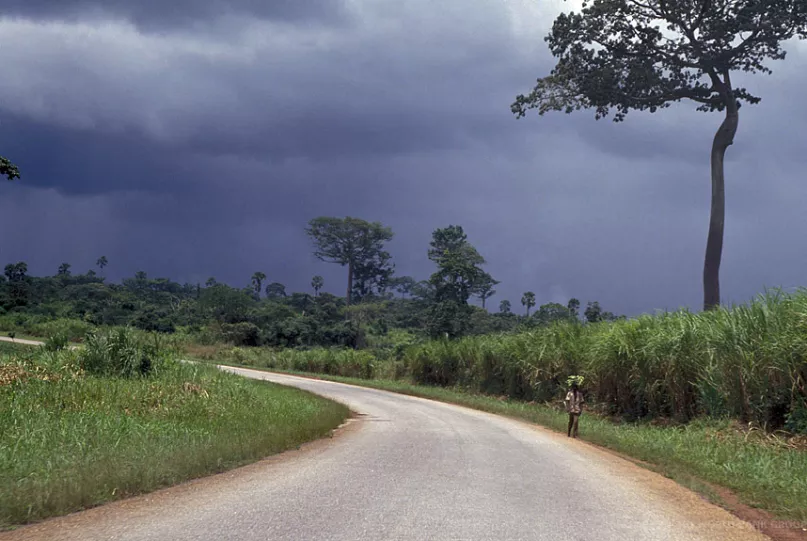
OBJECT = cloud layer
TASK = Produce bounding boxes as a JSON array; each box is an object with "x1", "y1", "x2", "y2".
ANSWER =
[{"x1": 0, "y1": 0, "x2": 805, "y2": 315}]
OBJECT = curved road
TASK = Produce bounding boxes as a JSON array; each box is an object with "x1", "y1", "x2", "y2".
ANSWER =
[{"x1": 3, "y1": 367, "x2": 767, "y2": 541}]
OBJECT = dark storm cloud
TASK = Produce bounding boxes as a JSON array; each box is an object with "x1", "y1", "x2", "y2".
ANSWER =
[
  {"x1": 0, "y1": 2, "x2": 806, "y2": 316},
  {"x1": 0, "y1": 0, "x2": 347, "y2": 28}
]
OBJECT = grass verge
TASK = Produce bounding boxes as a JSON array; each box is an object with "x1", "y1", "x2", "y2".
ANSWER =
[
  {"x1": 207, "y1": 361, "x2": 807, "y2": 526},
  {"x1": 1, "y1": 352, "x2": 350, "y2": 529}
]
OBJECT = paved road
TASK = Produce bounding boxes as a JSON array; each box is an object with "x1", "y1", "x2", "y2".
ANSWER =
[
  {"x1": 0, "y1": 336, "x2": 49, "y2": 347},
  {"x1": 2, "y1": 366, "x2": 768, "y2": 541}
]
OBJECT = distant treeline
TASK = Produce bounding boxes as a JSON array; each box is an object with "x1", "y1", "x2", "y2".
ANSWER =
[{"x1": 0, "y1": 217, "x2": 620, "y2": 347}]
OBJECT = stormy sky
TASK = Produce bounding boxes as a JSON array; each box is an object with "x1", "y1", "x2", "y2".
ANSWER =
[{"x1": 0, "y1": 0, "x2": 805, "y2": 316}]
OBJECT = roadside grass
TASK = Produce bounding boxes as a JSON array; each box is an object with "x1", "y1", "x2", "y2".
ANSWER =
[
  {"x1": 208, "y1": 361, "x2": 807, "y2": 524},
  {"x1": 0, "y1": 350, "x2": 350, "y2": 529},
  {"x1": 0, "y1": 341, "x2": 37, "y2": 356}
]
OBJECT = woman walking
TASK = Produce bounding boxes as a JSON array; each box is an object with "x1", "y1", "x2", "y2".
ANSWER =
[{"x1": 564, "y1": 378, "x2": 584, "y2": 438}]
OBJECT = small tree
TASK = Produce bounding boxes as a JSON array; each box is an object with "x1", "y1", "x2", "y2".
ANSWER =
[
  {"x1": 265, "y1": 282, "x2": 287, "y2": 299},
  {"x1": 585, "y1": 301, "x2": 603, "y2": 323},
  {"x1": 311, "y1": 275, "x2": 324, "y2": 296},
  {"x1": 513, "y1": 0, "x2": 807, "y2": 310},
  {"x1": 499, "y1": 299, "x2": 512, "y2": 314},
  {"x1": 57, "y1": 263, "x2": 71, "y2": 277},
  {"x1": 96, "y1": 256, "x2": 108, "y2": 271},
  {"x1": 521, "y1": 291, "x2": 536, "y2": 317},
  {"x1": 473, "y1": 272, "x2": 500, "y2": 310}
]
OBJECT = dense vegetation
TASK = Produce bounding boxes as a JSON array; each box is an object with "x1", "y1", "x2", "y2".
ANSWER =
[
  {"x1": 0, "y1": 218, "x2": 620, "y2": 351},
  {"x1": 0, "y1": 331, "x2": 349, "y2": 528},
  {"x1": 198, "y1": 290, "x2": 807, "y2": 435}
]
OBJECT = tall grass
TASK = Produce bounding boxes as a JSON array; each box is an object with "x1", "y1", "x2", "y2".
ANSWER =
[
  {"x1": 406, "y1": 290, "x2": 807, "y2": 431},
  {"x1": 201, "y1": 290, "x2": 807, "y2": 433},
  {"x1": 0, "y1": 335, "x2": 349, "y2": 528}
]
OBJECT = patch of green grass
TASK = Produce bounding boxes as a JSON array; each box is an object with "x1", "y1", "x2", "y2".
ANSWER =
[
  {"x1": 0, "y1": 341, "x2": 37, "y2": 356},
  {"x1": 211, "y1": 362, "x2": 807, "y2": 523},
  {"x1": 0, "y1": 353, "x2": 349, "y2": 529}
]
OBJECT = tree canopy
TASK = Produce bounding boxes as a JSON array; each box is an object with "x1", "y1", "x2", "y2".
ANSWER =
[
  {"x1": 0, "y1": 157, "x2": 19, "y2": 181},
  {"x1": 306, "y1": 216, "x2": 394, "y2": 306}
]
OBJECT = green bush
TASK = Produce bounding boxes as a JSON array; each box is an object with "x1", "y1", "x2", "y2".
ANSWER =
[
  {"x1": 43, "y1": 332, "x2": 69, "y2": 352},
  {"x1": 220, "y1": 322, "x2": 260, "y2": 347},
  {"x1": 79, "y1": 328, "x2": 168, "y2": 378}
]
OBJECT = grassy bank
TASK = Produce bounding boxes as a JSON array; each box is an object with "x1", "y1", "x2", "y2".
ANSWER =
[
  {"x1": 207, "y1": 362, "x2": 807, "y2": 524},
  {"x1": 0, "y1": 335, "x2": 349, "y2": 529}
]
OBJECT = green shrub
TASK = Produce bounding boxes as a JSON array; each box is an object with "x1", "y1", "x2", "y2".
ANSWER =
[
  {"x1": 43, "y1": 332, "x2": 69, "y2": 352},
  {"x1": 220, "y1": 322, "x2": 260, "y2": 347},
  {"x1": 79, "y1": 328, "x2": 167, "y2": 378}
]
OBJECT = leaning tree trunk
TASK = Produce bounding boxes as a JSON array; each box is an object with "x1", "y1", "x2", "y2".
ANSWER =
[{"x1": 703, "y1": 78, "x2": 739, "y2": 311}]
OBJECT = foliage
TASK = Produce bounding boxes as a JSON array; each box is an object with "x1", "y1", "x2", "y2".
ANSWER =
[
  {"x1": 521, "y1": 291, "x2": 536, "y2": 316},
  {"x1": 511, "y1": 0, "x2": 807, "y2": 121},
  {"x1": 311, "y1": 275, "x2": 324, "y2": 296},
  {"x1": 499, "y1": 299, "x2": 512, "y2": 314},
  {"x1": 265, "y1": 282, "x2": 287, "y2": 299},
  {"x1": 0, "y1": 156, "x2": 20, "y2": 181},
  {"x1": 306, "y1": 216, "x2": 394, "y2": 306},
  {"x1": 426, "y1": 225, "x2": 494, "y2": 338},
  {"x1": 79, "y1": 327, "x2": 164, "y2": 378}
]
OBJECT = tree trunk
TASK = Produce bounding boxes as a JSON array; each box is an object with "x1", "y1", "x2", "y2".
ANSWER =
[
  {"x1": 703, "y1": 76, "x2": 739, "y2": 311},
  {"x1": 346, "y1": 260, "x2": 353, "y2": 307}
]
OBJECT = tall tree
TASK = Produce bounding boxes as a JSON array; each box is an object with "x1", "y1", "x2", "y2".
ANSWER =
[
  {"x1": 1, "y1": 156, "x2": 20, "y2": 181},
  {"x1": 473, "y1": 272, "x2": 500, "y2": 309},
  {"x1": 57, "y1": 263, "x2": 71, "y2": 277},
  {"x1": 427, "y1": 225, "x2": 489, "y2": 338},
  {"x1": 512, "y1": 0, "x2": 807, "y2": 310},
  {"x1": 499, "y1": 299, "x2": 512, "y2": 314},
  {"x1": 265, "y1": 282, "x2": 287, "y2": 299},
  {"x1": 96, "y1": 256, "x2": 108, "y2": 271},
  {"x1": 521, "y1": 291, "x2": 536, "y2": 317},
  {"x1": 251, "y1": 272, "x2": 266, "y2": 298},
  {"x1": 311, "y1": 275, "x2": 324, "y2": 296},
  {"x1": 306, "y1": 216, "x2": 394, "y2": 306}
]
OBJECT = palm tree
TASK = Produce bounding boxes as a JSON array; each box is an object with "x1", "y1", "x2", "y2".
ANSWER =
[
  {"x1": 96, "y1": 256, "x2": 108, "y2": 271},
  {"x1": 521, "y1": 291, "x2": 536, "y2": 317},
  {"x1": 311, "y1": 275, "x2": 324, "y2": 297}
]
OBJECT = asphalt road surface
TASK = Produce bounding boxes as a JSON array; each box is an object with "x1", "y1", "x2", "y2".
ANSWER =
[{"x1": 2, "y1": 366, "x2": 769, "y2": 541}]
